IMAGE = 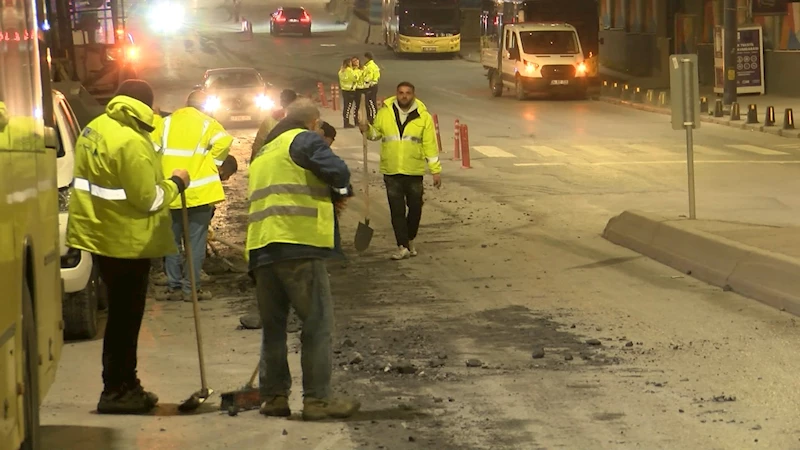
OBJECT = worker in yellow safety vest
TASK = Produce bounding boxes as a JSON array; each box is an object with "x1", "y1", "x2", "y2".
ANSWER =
[
  {"x1": 338, "y1": 57, "x2": 359, "y2": 128},
  {"x1": 362, "y1": 52, "x2": 381, "y2": 124},
  {"x1": 359, "y1": 81, "x2": 442, "y2": 260},
  {"x1": 245, "y1": 98, "x2": 360, "y2": 420},
  {"x1": 152, "y1": 89, "x2": 233, "y2": 302},
  {"x1": 66, "y1": 80, "x2": 191, "y2": 414}
]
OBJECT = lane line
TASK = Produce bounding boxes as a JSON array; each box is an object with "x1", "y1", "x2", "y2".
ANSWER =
[
  {"x1": 523, "y1": 145, "x2": 568, "y2": 157},
  {"x1": 572, "y1": 144, "x2": 615, "y2": 158},
  {"x1": 626, "y1": 143, "x2": 675, "y2": 157},
  {"x1": 473, "y1": 145, "x2": 516, "y2": 158},
  {"x1": 513, "y1": 160, "x2": 800, "y2": 167},
  {"x1": 726, "y1": 144, "x2": 789, "y2": 155}
]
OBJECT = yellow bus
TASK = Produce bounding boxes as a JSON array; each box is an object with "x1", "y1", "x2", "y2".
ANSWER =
[
  {"x1": 1, "y1": 0, "x2": 65, "y2": 448},
  {"x1": 383, "y1": 0, "x2": 461, "y2": 56}
]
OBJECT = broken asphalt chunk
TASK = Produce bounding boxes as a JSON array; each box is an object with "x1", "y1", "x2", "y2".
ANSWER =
[{"x1": 465, "y1": 359, "x2": 482, "y2": 368}]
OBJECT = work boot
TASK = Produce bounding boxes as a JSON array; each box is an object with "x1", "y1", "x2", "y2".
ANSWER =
[
  {"x1": 97, "y1": 383, "x2": 158, "y2": 414},
  {"x1": 391, "y1": 246, "x2": 411, "y2": 260},
  {"x1": 151, "y1": 272, "x2": 169, "y2": 286},
  {"x1": 408, "y1": 240, "x2": 418, "y2": 257},
  {"x1": 302, "y1": 396, "x2": 361, "y2": 421},
  {"x1": 154, "y1": 288, "x2": 182, "y2": 302},
  {"x1": 260, "y1": 395, "x2": 291, "y2": 417},
  {"x1": 183, "y1": 289, "x2": 213, "y2": 302},
  {"x1": 130, "y1": 379, "x2": 159, "y2": 406},
  {"x1": 200, "y1": 270, "x2": 211, "y2": 283}
]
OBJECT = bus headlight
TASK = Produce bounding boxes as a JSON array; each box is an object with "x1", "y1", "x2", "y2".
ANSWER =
[
  {"x1": 203, "y1": 96, "x2": 221, "y2": 112},
  {"x1": 255, "y1": 94, "x2": 275, "y2": 110}
]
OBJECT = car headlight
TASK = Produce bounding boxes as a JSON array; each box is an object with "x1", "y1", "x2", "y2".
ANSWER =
[
  {"x1": 576, "y1": 62, "x2": 587, "y2": 76},
  {"x1": 203, "y1": 95, "x2": 221, "y2": 112},
  {"x1": 58, "y1": 186, "x2": 70, "y2": 212},
  {"x1": 255, "y1": 94, "x2": 275, "y2": 110},
  {"x1": 149, "y1": 2, "x2": 185, "y2": 33}
]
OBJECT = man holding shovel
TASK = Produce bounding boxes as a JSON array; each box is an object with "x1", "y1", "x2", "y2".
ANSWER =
[
  {"x1": 246, "y1": 99, "x2": 360, "y2": 420},
  {"x1": 359, "y1": 81, "x2": 441, "y2": 260}
]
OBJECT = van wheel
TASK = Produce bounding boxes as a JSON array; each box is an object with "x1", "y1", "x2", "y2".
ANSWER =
[
  {"x1": 20, "y1": 282, "x2": 40, "y2": 450},
  {"x1": 515, "y1": 77, "x2": 527, "y2": 101},
  {"x1": 490, "y1": 72, "x2": 503, "y2": 97},
  {"x1": 63, "y1": 268, "x2": 99, "y2": 340}
]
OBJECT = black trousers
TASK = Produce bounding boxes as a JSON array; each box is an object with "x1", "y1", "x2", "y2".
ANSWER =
[
  {"x1": 343, "y1": 90, "x2": 361, "y2": 125},
  {"x1": 364, "y1": 85, "x2": 378, "y2": 123},
  {"x1": 384, "y1": 174, "x2": 424, "y2": 248},
  {"x1": 97, "y1": 256, "x2": 151, "y2": 392}
]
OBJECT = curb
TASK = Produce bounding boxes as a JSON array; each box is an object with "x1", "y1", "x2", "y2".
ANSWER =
[
  {"x1": 603, "y1": 210, "x2": 800, "y2": 317},
  {"x1": 597, "y1": 96, "x2": 800, "y2": 139}
]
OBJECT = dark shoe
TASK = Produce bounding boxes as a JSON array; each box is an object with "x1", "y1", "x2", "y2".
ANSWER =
[
  {"x1": 302, "y1": 396, "x2": 360, "y2": 421},
  {"x1": 97, "y1": 384, "x2": 158, "y2": 414},
  {"x1": 343, "y1": 123, "x2": 355, "y2": 129},
  {"x1": 260, "y1": 395, "x2": 291, "y2": 417},
  {"x1": 129, "y1": 380, "x2": 159, "y2": 406}
]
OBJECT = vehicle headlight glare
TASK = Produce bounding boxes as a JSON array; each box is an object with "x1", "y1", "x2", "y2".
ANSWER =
[
  {"x1": 576, "y1": 62, "x2": 586, "y2": 74},
  {"x1": 149, "y1": 3, "x2": 185, "y2": 33},
  {"x1": 204, "y1": 96, "x2": 221, "y2": 112},
  {"x1": 256, "y1": 94, "x2": 275, "y2": 110}
]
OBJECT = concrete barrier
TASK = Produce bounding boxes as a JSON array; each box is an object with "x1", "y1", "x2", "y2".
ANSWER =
[
  {"x1": 603, "y1": 210, "x2": 800, "y2": 317},
  {"x1": 346, "y1": 15, "x2": 369, "y2": 43},
  {"x1": 366, "y1": 24, "x2": 383, "y2": 45}
]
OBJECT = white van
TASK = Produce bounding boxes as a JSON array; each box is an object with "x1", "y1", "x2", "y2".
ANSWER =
[
  {"x1": 54, "y1": 89, "x2": 108, "y2": 340},
  {"x1": 481, "y1": 22, "x2": 588, "y2": 99}
]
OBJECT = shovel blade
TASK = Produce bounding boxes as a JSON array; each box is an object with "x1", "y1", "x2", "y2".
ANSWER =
[
  {"x1": 178, "y1": 387, "x2": 214, "y2": 413},
  {"x1": 354, "y1": 220, "x2": 373, "y2": 252}
]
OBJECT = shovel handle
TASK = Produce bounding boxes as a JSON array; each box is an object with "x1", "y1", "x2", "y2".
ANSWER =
[
  {"x1": 182, "y1": 192, "x2": 209, "y2": 391},
  {"x1": 360, "y1": 99, "x2": 370, "y2": 221}
]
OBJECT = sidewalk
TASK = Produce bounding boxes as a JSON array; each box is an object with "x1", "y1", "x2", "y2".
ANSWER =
[
  {"x1": 603, "y1": 210, "x2": 800, "y2": 317},
  {"x1": 598, "y1": 67, "x2": 800, "y2": 139}
]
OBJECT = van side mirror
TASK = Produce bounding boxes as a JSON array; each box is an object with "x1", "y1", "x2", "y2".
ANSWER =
[{"x1": 44, "y1": 126, "x2": 63, "y2": 156}]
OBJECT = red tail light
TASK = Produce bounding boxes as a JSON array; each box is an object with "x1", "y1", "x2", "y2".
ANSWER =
[
  {"x1": 301, "y1": 11, "x2": 310, "y2": 22},
  {"x1": 275, "y1": 11, "x2": 285, "y2": 22}
]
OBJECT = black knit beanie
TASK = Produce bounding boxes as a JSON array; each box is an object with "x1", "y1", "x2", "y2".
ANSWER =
[{"x1": 115, "y1": 79, "x2": 154, "y2": 108}]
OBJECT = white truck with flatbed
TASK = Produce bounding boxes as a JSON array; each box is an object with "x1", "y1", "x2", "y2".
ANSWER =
[{"x1": 482, "y1": 22, "x2": 589, "y2": 100}]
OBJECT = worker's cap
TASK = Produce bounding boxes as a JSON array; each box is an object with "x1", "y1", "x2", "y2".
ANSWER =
[
  {"x1": 186, "y1": 90, "x2": 208, "y2": 108},
  {"x1": 320, "y1": 121, "x2": 336, "y2": 140},
  {"x1": 116, "y1": 79, "x2": 154, "y2": 108}
]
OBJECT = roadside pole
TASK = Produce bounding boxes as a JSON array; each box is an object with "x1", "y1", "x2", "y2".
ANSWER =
[
  {"x1": 669, "y1": 54, "x2": 701, "y2": 220},
  {"x1": 723, "y1": 0, "x2": 737, "y2": 106}
]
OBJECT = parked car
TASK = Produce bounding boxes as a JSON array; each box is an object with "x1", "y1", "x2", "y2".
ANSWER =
[
  {"x1": 54, "y1": 89, "x2": 108, "y2": 340},
  {"x1": 195, "y1": 67, "x2": 276, "y2": 126},
  {"x1": 270, "y1": 6, "x2": 312, "y2": 37}
]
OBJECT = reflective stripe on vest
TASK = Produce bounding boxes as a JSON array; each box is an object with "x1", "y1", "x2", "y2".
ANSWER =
[
  {"x1": 73, "y1": 177, "x2": 127, "y2": 200},
  {"x1": 382, "y1": 135, "x2": 422, "y2": 144},
  {"x1": 249, "y1": 183, "x2": 330, "y2": 202},
  {"x1": 161, "y1": 116, "x2": 210, "y2": 157},
  {"x1": 189, "y1": 173, "x2": 221, "y2": 189}
]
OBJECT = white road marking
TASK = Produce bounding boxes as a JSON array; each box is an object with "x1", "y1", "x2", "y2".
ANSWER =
[
  {"x1": 775, "y1": 143, "x2": 800, "y2": 148},
  {"x1": 572, "y1": 144, "x2": 613, "y2": 158},
  {"x1": 472, "y1": 145, "x2": 516, "y2": 158},
  {"x1": 523, "y1": 145, "x2": 568, "y2": 157},
  {"x1": 692, "y1": 145, "x2": 730, "y2": 156},
  {"x1": 513, "y1": 160, "x2": 800, "y2": 167},
  {"x1": 726, "y1": 144, "x2": 789, "y2": 155}
]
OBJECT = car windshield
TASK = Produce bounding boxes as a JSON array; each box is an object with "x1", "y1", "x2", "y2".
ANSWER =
[
  {"x1": 519, "y1": 30, "x2": 579, "y2": 54},
  {"x1": 281, "y1": 7, "x2": 304, "y2": 18},
  {"x1": 400, "y1": 9, "x2": 459, "y2": 37},
  {"x1": 206, "y1": 71, "x2": 261, "y2": 89}
]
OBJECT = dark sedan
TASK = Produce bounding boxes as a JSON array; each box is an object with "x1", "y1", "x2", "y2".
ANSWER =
[{"x1": 270, "y1": 6, "x2": 312, "y2": 37}]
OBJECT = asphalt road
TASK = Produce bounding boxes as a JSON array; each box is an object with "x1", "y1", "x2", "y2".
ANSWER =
[{"x1": 40, "y1": 0, "x2": 800, "y2": 449}]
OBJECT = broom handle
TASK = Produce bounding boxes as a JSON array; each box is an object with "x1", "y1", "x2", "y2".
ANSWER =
[
  {"x1": 182, "y1": 192, "x2": 208, "y2": 391},
  {"x1": 360, "y1": 97, "x2": 369, "y2": 221}
]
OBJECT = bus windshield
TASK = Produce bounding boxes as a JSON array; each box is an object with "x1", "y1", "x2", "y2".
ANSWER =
[
  {"x1": 400, "y1": 8, "x2": 459, "y2": 37},
  {"x1": 519, "y1": 30, "x2": 580, "y2": 54}
]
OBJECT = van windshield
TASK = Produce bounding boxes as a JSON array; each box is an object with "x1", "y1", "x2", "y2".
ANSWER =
[{"x1": 519, "y1": 30, "x2": 579, "y2": 54}]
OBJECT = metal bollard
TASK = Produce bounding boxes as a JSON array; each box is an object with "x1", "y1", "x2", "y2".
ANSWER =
[
  {"x1": 459, "y1": 124, "x2": 471, "y2": 169},
  {"x1": 631, "y1": 87, "x2": 642, "y2": 103},
  {"x1": 658, "y1": 91, "x2": 669, "y2": 107},
  {"x1": 621, "y1": 84, "x2": 631, "y2": 101},
  {"x1": 765, "y1": 106, "x2": 776, "y2": 126},
  {"x1": 601, "y1": 80, "x2": 610, "y2": 97},
  {"x1": 700, "y1": 96, "x2": 708, "y2": 113},
  {"x1": 730, "y1": 102, "x2": 741, "y2": 121},
  {"x1": 317, "y1": 82, "x2": 328, "y2": 107},
  {"x1": 453, "y1": 119, "x2": 461, "y2": 160},
  {"x1": 433, "y1": 114, "x2": 442, "y2": 153},
  {"x1": 646, "y1": 89, "x2": 656, "y2": 105},
  {"x1": 746, "y1": 104, "x2": 759, "y2": 124},
  {"x1": 784, "y1": 108, "x2": 795, "y2": 129},
  {"x1": 713, "y1": 99, "x2": 724, "y2": 117},
  {"x1": 611, "y1": 82, "x2": 621, "y2": 98}
]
